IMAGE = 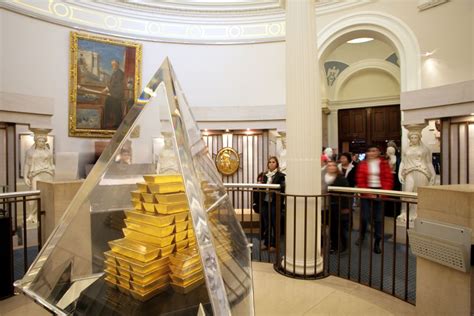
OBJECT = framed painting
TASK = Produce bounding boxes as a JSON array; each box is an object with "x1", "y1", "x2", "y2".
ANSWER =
[{"x1": 69, "y1": 32, "x2": 142, "y2": 137}]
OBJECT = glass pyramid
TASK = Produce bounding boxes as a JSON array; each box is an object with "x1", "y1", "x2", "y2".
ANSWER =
[{"x1": 15, "y1": 59, "x2": 254, "y2": 315}]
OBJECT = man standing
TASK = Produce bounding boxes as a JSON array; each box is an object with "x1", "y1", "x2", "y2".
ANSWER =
[
  {"x1": 355, "y1": 145, "x2": 393, "y2": 254},
  {"x1": 103, "y1": 59, "x2": 125, "y2": 129}
]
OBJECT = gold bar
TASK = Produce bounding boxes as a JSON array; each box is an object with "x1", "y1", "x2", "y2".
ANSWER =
[
  {"x1": 143, "y1": 174, "x2": 183, "y2": 184},
  {"x1": 125, "y1": 210, "x2": 175, "y2": 227},
  {"x1": 155, "y1": 192, "x2": 188, "y2": 204},
  {"x1": 124, "y1": 219, "x2": 175, "y2": 238}
]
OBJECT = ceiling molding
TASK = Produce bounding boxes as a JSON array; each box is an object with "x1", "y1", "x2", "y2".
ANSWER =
[
  {"x1": 1, "y1": 0, "x2": 373, "y2": 44},
  {"x1": 328, "y1": 95, "x2": 400, "y2": 110}
]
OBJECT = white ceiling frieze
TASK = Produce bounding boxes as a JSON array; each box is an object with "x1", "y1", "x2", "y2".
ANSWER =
[{"x1": 1, "y1": 0, "x2": 373, "y2": 44}]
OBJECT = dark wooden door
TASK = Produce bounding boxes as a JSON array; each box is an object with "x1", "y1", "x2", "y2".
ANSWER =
[{"x1": 338, "y1": 105, "x2": 400, "y2": 154}]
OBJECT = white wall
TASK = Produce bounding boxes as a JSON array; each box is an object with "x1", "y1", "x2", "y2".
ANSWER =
[
  {"x1": 0, "y1": 10, "x2": 4, "y2": 93},
  {"x1": 0, "y1": 10, "x2": 285, "y2": 174},
  {"x1": 1, "y1": 0, "x2": 473, "y2": 175}
]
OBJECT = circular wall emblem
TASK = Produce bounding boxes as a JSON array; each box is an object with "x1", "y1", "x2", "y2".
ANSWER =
[{"x1": 215, "y1": 147, "x2": 240, "y2": 176}]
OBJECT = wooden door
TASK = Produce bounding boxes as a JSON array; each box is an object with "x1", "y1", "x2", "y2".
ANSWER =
[{"x1": 338, "y1": 105, "x2": 400, "y2": 154}]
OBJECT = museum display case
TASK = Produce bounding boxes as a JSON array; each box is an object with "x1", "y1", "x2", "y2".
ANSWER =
[{"x1": 15, "y1": 59, "x2": 254, "y2": 315}]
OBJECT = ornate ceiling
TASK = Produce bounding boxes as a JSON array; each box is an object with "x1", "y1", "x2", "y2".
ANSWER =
[{"x1": 1, "y1": 0, "x2": 373, "y2": 43}]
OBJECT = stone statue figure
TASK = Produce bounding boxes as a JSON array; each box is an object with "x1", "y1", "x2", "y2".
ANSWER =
[
  {"x1": 397, "y1": 127, "x2": 435, "y2": 223},
  {"x1": 326, "y1": 66, "x2": 339, "y2": 86},
  {"x1": 387, "y1": 146, "x2": 397, "y2": 173},
  {"x1": 277, "y1": 132, "x2": 287, "y2": 174},
  {"x1": 24, "y1": 133, "x2": 55, "y2": 223},
  {"x1": 157, "y1": 135, "x2": 179, "y2": 174}
]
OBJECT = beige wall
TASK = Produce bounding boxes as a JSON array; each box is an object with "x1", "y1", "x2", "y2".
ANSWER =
[
  {"x1": 326, "y1": 40, "x2": 395, "y2": 65},
  {"x1": 339, "y1": 69, "x2": 400, "y2": 100},
  {"x1": 317, "y1": 0, "x2": 473, "y2": 89}
]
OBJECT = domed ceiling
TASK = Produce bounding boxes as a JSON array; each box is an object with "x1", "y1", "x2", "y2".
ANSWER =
[{"x1": 2, "y1": 0, "x2": 373, "y2": 43}]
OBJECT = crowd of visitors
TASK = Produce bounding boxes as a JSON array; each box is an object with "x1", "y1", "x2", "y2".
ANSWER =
[{"x1": 255, "y1": 144, "x2": 399, "y2": 255}]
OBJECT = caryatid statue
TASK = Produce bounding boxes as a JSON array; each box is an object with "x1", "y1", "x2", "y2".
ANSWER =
[
  {"x1": 397, "y1": 124, "x2": 436, "y2": 223},
  {"x1": 24, "y1": 129, "x2": 55, "y2": 223}
]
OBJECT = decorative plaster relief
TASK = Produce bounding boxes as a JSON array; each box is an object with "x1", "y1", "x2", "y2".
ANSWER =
[
  {"x1": 1, "y1": 0, "x2": 372, "y2": 44},
  {"x1": 385, "y1": 52, "x2": 400, "y2": 67},
  {"x1": 324, "y1": 61, "x2": 349, "y2": 86}
]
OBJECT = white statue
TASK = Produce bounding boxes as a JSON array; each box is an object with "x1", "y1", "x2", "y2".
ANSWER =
[
  {"x1": 157, "y1": 135, "x2": 179, "y2": 174},
  {"x1": 24, "y1": 133, "x2": 55, "y2": 223},
  {"x1": 277, "y1": 132, "x2": 287, "y2": 174},
  {"x1": 324, "y1": 147, "x2": 334, "y2": 161},
  {"x1": 386, "y1": 146, "x2": 397, "y2": 173},
  {"x1": 397, "y1": 127, "x2": 435, "y2": 223}
]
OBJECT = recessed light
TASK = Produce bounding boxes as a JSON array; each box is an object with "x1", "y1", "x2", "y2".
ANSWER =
[{"x1": 347, "y1": 37, "x2": 374, "y2": 44}]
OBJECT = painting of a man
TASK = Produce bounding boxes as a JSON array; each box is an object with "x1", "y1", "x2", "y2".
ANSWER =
[
  {"x1": 103, "y1": 59, "x2": 125, "y2": 129},
  {"x1": 69, "y1": 32, "x2": 141, "y2": 137}
]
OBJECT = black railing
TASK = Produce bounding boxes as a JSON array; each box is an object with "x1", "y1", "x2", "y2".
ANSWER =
[
  {"x1": 224, "y1": 184, "x2": 417, "y2": 304},
  {"x1": 0, "y1": 190, "x2": 43, "y2": 292},
  {"x1": 327, "y1": 187, "x2": 417, "y2": 304}
]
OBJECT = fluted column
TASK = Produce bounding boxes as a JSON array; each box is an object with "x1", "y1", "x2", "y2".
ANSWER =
[{"x1": 284, "y1": 0, "x2": 322, "y2": 274}]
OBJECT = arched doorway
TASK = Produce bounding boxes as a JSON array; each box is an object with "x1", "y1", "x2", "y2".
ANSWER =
[{"x1": 317, "y1": 11, "x2": 421, "y2": 154}]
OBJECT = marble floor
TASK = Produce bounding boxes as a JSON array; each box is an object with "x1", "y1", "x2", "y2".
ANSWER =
[
  {"x1": 253, "y1": 262, "x2": 415, "y2": 315},
  {"x1": 0, "y1": 262, "x2": 415, "y2": 315}
]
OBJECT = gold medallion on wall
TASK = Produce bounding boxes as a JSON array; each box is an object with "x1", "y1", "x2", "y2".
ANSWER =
[{"x1": 215, "y1": 147, "x2": 240, "y2": 176}]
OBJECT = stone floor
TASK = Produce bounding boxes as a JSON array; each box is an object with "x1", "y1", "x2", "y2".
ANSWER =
[{"x1": 0, "y1": 262, "x2": 415, "y2": 315}]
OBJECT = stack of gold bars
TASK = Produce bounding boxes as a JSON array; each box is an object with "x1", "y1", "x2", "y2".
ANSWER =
[
  {"x1": 169, "y1": 247, "x2": 204, "y2": 294},
  {"x1": 104, "y1": 174, "x2": 203, "y2": 301}
]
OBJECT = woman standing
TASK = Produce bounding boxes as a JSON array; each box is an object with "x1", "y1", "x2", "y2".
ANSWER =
[
  {"x1": 338, "y1": 152, "x2": 356, "y2": 187},
  {"x1": 323, "y1": 161, "x2": 350, "y2": 253},
  {"x1": 261, "y1": 156, "x2": 286, "y2": 252}
]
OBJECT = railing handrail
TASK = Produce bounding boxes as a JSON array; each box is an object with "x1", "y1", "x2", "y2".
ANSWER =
[
  {"x1": 0, "y1": 186, "x2": 414, "y2": 199},
  {"x1": 328, "y1": 186, "x2": 417, "y2": 199},
  {"x1": 0, "y1": 190, "x2": 41, "y2": 199},
  {"x1": 224, "y1": 183, "x2": 281, "y2": 189},
  {"x1": 223, "y1": 183, "x2": 417, "y2": 199}
]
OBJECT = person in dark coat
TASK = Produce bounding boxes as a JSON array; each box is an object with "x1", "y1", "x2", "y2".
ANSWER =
[
  {"x1": 323, "y1": 161, "x2": 350, "y2": 253},
  {"x1": 103, "y1": 59, "x2": 125, "y2": 129},
  {"x1": 260, "y1": 156, "x2": 286, "y2": 252},
  {"x1": 338, "y1": 152, "x2": 357, "y2": 187}
]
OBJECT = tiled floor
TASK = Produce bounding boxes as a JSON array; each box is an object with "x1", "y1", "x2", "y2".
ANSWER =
[{"x1": 0, "y1": 262, "x2": 415, "y2": 315}]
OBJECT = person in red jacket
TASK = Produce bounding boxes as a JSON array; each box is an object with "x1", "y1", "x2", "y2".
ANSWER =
[{"x1": 355, "y1": 144, "x2": 393, "y2": 254}]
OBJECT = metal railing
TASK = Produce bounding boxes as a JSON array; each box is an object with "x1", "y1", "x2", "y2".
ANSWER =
[
  {"x1": 2, "y1": 184, "x2": 417, "y2": 304},
  {"x1": 224, "y1": 183, "x2": 418, "y2": 304},
  {"x1": 0, "y1": 190, "x2": 43, "y2": 283},
  {"x1": 326, "y1": 186, "x2": 417, "y2": 304}
]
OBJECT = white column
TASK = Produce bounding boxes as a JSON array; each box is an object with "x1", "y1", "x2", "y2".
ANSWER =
[{"x1": 284, "y1": 0, "x2": 322, "y2": 274}]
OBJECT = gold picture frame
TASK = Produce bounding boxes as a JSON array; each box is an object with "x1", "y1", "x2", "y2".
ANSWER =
[{"x1": 69, "y1": 32, "x2": 142, "y2": 137}]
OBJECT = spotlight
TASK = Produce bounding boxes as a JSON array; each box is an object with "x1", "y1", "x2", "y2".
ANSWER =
[{"x1": 347, "y1": 37, "x2": 373, "y2": 44}]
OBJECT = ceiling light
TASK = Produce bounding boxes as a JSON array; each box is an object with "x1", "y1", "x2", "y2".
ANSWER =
[
  {"x1": 422, "y1": 49, "x2": 438, "y2": 57},
  {"x1": 347, "y1": 37, "x2": 374, "y2": 44}
]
